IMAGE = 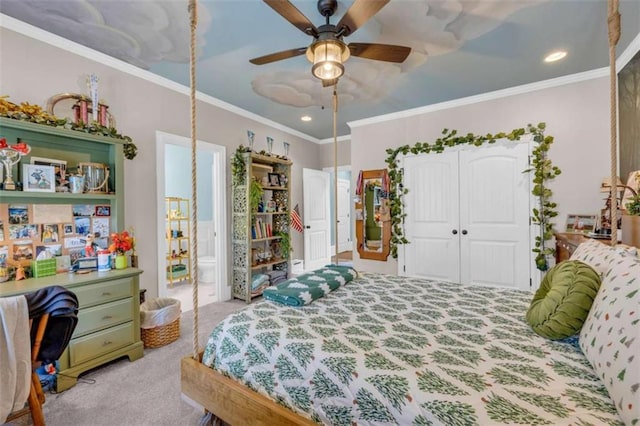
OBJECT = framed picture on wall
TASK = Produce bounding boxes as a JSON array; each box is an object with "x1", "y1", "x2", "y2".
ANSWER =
[
  {"x1": 565, "y1": 214, "x2": 598, "y2": 234},
  {"x1": 267, "y1": 173, "x2": 281, "y2": 187}
]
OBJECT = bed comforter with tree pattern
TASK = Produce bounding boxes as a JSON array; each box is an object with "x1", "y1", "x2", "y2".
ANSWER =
[{"x1": 202, "y1": 272, "x2": 621, "y2": 425}]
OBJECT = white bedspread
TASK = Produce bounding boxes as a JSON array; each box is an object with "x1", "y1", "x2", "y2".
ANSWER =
[{"x1": 0, "y1": 295, "x2": 31, "y2": 423}]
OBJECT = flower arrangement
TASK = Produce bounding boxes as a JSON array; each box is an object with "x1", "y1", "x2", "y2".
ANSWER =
[{"x1": 109, "y1": 230, "x2": 134, "y2": 255}]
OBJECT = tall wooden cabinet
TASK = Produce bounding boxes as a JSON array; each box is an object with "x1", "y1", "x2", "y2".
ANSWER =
[
  {"x1": 232, "y1": 152, "x2": 291, "y2": 303},
  {"x1": 0, "y1": 117, "x2": 143, "y2": 391}
]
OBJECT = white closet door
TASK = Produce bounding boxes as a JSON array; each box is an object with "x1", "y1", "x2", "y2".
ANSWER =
[
  {"x1": 303, "y1": 168, "x2": 331, "y2": 271},
  {"x1": 402, "y1": 152, "x2": 460, "y2": 281},
  {"x1": 337, "y1": 178, "x2": 351, "y2": 253},
  {"x1": 459, "y1": 143, "x2": 531, "y2": 289}
]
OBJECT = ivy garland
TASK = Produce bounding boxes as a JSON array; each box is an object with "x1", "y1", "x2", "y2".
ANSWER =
[{"x1": 384, "y1": 122, "x2": 560, "y2": 271}]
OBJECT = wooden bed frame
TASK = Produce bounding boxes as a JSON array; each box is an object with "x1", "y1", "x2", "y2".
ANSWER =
[{"x1": 181, "y1": 353, "x2": 315, "y2": 426}]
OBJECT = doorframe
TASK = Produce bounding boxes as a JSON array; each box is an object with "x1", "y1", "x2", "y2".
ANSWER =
[
  {"x1": 155, "y1": 131, "x2": 229, "y2": 301},
  {"x1": 322, "y1": 165, "x2": 353, "y2": 254},
  {"x1": 398, "y1": 138, "x2": 539, "y2": 289}
]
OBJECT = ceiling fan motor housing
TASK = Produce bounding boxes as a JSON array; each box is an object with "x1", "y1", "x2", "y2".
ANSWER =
[{"x1": 317, "y1": 0, "x2": 338, "y2": 17}]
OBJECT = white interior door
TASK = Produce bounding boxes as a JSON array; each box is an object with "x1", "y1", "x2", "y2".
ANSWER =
[
  {"x1": 303, "y1": 168, "x2": 331, "y2": 271},
  {"x1": 402, "y1": 152, "x2": 460, "y2": 282},
  {"x1": 459, "y1": 144, "x2": 531, "y2": 289},
  {"x1": 337, "y1": 178, "x2": 351, "y2": 253}
]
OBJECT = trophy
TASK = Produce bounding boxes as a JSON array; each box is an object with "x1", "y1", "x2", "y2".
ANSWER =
[
  {"x1": 247, "y1": 130, "x2": 255, "y2": 151},
  {"x1": 266, "y1": 136, "x2": 273, "y2": 154},
  {"x1": 0, "y1": 139, "x2": 31, "y2": 191},
  {"x1": 283, "y1": 141, "x2": 290, "y2": 157}
]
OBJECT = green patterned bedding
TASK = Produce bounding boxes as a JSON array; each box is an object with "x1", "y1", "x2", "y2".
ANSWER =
[
  {"x1": 262, "y1": 265, "x2": 358, "y2": 306},
  {"x1": 202, "y1": 272, "x2": 622, "y2": 425}
]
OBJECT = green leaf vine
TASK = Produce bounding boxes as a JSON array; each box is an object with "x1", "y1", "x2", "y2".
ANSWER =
[{"x1": 384, "y1": 122, "x2": 560, "y2": 271}]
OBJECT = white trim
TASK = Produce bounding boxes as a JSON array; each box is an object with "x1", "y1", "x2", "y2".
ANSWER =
[
  {"x1": 618, "y1": 31, "x2": 640, "y2": 70},
  {"x1": 317, "y1": 134, "x2": 351, "y2": 145},
  {"x1": 348, "y1": 68, "x2": 608, "y2": 130},
  {"x1": 155, "y1": 131, "x2": 230, "y2": 302},
  {"x1": 0, "y1": 14, "x2": 320, "y2": 144}
]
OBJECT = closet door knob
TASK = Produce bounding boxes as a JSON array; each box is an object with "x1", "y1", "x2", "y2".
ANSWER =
[
  {"x1": 452, "y1": 229, "x2": 458, "y2": 235},
  {"x1": 462, "y1": 229, "x2": 468, "y2": 235}
]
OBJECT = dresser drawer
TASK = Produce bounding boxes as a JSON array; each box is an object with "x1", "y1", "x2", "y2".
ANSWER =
[
  {"x1": 69, "y1": 322, "x2": 135, "y2": 366},
  {"x1": 74, "y1": 298, "x2": 134, "y2": 338},
  {"x1": 74, "y1": 278, "x2": 134, "y2": 308}
]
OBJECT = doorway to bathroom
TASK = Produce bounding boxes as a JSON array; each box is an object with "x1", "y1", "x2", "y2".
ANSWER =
[{"x1": 155, "y1": 131, "x2": 227, "y2": 311}]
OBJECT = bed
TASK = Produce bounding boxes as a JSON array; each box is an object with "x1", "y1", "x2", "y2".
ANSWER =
[{"x1": 182, "y1": 271, "x2": 625, "y2": 425}]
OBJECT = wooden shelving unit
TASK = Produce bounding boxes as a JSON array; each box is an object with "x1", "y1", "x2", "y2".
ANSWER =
[
  {"x1": 165, "y1": 197, "x2": 191, "y2": 286},
  {"x1": 232, "y1": 151, "x2": 292, "y2": 303}
]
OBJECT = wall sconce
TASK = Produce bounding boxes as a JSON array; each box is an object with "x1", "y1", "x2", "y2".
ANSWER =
[{"x1": 306, "y1": 39, "x2": 350, "y2": 81}]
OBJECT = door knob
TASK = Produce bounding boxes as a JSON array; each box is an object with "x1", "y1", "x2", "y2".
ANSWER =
[
  {"x1": 462, "y1": 229, "x2": 468, "y2": 235},
  {"x1": 305, "y1": 225, "x2": 310, "y2": 229},
  {"x1": 452, "y1": 229, "x2": 458, "y2": 235}
]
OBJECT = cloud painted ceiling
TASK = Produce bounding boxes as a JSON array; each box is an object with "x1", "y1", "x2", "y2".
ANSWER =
[{"x1": 2, "y1": 1, "x2": 639, "y2": 140}]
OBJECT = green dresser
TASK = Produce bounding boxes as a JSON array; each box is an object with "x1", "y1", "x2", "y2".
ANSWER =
[{"x1": 0, "y1": 269, "x2": 144, "y2": 391}]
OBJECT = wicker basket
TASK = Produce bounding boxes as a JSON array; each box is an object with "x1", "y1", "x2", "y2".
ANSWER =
[{"x1": 141, "y1": 316, "x2": 180, "y2": 348}]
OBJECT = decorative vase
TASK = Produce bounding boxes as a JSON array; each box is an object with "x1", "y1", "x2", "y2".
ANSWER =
[
  {"x1": 115, "y1": 254, "x2": 127, "y2": 270},
  {"x1": 621, "y1": 214, "x2": 640, "y2": 247},
  {"x1": 130, "y1": 254, "x2": 138, "y2": 268}
]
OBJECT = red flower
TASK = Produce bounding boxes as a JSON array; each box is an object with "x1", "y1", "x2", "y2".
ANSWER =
[{"x1": 109, "y1": 231, "x2": 134, "y2": 255}]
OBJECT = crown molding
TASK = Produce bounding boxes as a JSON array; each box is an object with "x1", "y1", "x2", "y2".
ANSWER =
[
  {"x1": 0, "y1": 14, "x2": 321, "y2": 144},
  {"x1": 349, "y1": 28, "x2": 640, "y2": 131},
  {"x1": 617, "y1": 31, "x2": 640, "y2": 70},
  {"x1": 348, "y1": 68, "x2": 609, "y2": 130},
  {"x1": 317, "y1": 134, "x2": 351, "y2": 145}
]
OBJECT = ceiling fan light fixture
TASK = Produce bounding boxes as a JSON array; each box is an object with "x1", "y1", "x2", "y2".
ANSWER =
[{"x1": 307, "y1": 40, "x2": 349, "y2": 80}]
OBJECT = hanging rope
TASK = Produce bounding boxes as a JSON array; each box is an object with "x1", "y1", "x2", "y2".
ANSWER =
[
  {"x1": 188, "y1": 0, "x2": 200, "y2": 360},
  {"x1": 608, "y1": 0, "x2": 620, "y2": 245},
  {"x1": 333, "y1": 84, "x2": 339, "y2": 264}
]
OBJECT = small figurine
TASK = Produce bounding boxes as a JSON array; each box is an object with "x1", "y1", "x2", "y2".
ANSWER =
[
  {"x1": 84, "y1": 233, "x2": 98, "y2": 257},
  {"x1": 15, "y1": 264, "x2": 26, "y2": 281}
]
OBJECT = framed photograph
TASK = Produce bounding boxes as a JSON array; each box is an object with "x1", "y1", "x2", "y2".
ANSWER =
[
  {"x1": 23, "y1": 164, "x2": 55, "y2": 192},
  {"x1": 8, "y1": 205, "x2": 29, "y2": 224},
  {"x1": 566, "y1": 214, "x2": 598, "y2": 234},
  {"x1": 268, "y1": 172, "x2": 281, "y2": 187},
  {"x1": 72, "y1": 205, "x2": 95, "y2": 217},
  {"x1": 63, "y1": 223, "x2": 74, "y2": 235},
  {"x1": 31, "y1": 156, "x2": 67, "y2": 190},
  {"x1": 41, "y1": 224, "x2": 60, "y2": 243},
  {"x1": 95, "y1": 205, "x2": 111, "y2": 216}
]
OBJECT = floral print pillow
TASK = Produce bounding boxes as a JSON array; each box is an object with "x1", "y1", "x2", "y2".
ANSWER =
[{"x1": 579, "y1": 250, "x2": 640, "y2": 425}]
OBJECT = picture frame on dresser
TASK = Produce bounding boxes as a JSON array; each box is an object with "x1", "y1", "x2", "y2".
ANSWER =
[{"x1": 565, "y1": 214, "x2": 597, "y2": 234}]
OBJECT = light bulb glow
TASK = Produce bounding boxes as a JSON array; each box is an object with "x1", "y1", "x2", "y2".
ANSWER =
[
  {"x1": 301, "y1": 115, "x2": 312, "y2": 122},
  {"x1": 544, "y1": 50, "x2": 567, "y2": 63},
  {"x1": 306, "y1": 40, "x2": 349, "y2": 81}
]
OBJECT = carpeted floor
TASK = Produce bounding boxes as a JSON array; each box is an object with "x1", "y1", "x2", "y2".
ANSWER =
[{"x1": 6, "y1": 300, "x2": 246, "y2": 426}]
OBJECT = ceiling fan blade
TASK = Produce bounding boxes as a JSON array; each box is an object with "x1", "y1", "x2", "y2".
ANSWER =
[
  {"x1": 249, "y1": 47, "x2": 307, "y2": 65},
  {"x1": 263, "y1": 0, "x2": 318, "y2": 36},
  {"x1": 322, "y1": 78, "x2": 338, "y2": 87},
  {"x1": 336, "y1": 0, "x2": 389, "y2": 37},
  {"x1": 348, "y1": 43, "x2": 411, "y2": 63}
]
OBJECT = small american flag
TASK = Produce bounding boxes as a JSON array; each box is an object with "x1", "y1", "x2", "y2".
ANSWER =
[{"x1": 291, "y1": 204, "x2": 303, "y2": 233}]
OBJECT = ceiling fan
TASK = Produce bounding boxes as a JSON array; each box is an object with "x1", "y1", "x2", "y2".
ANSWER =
[{"x1": 250, "y1": 0, "x2": 411, "y2": 86}]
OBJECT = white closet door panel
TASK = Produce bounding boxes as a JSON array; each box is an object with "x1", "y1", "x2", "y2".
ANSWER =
[
  {"x1": 459, "y1": 144, "x2": 530, "y2": 289},
  {"x1": 403, "y1": 153, "x2": 460, "y2": 282},
  {"x1": 303, "y1": 168, "x2": 331, "y2": 271}
]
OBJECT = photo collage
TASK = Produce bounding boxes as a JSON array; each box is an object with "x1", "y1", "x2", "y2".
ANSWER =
[{"x1": 0, "y1": 203, "x2": 112, "y2": 279}]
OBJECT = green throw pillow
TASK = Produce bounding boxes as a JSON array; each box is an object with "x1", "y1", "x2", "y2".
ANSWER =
[{"x1": 526, "y1": 260, "x2": 601, "y2": 340}]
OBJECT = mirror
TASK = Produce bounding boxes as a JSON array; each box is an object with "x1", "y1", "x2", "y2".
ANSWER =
[{"x1": 355, "y1": 169, "x2": 391, "y2": 260}]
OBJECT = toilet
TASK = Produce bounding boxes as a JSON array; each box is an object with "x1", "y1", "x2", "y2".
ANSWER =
[{"x1": 198, "y1": 256, "x2": 216, "y2": 284}]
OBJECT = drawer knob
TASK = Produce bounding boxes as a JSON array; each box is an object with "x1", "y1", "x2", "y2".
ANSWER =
[
  {"x1": 102, "y1": 340, "x2": 113, "y2": 347},
  {"x1": 102, "y1": 315, "x2": 113, "y2": 320},
  {"x1": 102, "y1": 292, "x2": 112, "y2": 296}
]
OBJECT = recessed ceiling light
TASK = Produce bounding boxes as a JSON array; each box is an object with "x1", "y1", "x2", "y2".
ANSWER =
[
  {"x1": 301, "y1": 115, "x2": 312, "y2": 122},
  {"x1": 544, "y1": 50, "x2": 567, "y2": 63}
]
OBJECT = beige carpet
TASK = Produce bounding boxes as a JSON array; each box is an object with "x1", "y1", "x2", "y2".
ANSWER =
[{"x1": 7, "y1": 300, "x2": 246, "y2": 426}]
